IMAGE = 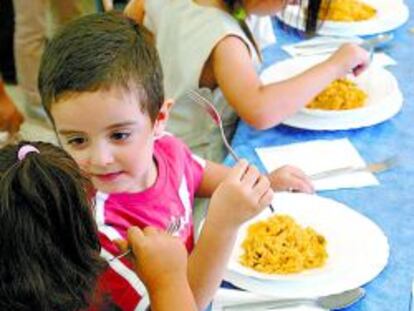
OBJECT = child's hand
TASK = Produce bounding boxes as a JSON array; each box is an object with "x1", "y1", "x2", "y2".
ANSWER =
[
  {"x1": 268, "y1": 165, "x2": 314, "y2": 194},
  {"x1": 207, "y1": 159, "x2": 273, "y2": 230},
  {"x1": 127, "y1": 226, "x2": 188, "y2": 292},
  {"x1": 327, "y1": 43, "x2": 370, "y2": 77},
  {"x1": 102, "y1": 0, "x2": 114, "y2": 11}
]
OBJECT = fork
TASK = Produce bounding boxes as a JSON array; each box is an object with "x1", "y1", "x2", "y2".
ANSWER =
[
  {"x1": 187, "y1": 90, "x2": 275, "y2": 213},
  {"x1": 108, "y1": 217, "x2": 182, "y2": 262}
]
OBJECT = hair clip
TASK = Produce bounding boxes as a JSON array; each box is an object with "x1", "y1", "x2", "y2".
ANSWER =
[
  {"x1": 233, "y1": 6, "x2": 247, "y2": 21},
  {"x1": 18, "y1": 145, "x2": 40, "y2": 161}
]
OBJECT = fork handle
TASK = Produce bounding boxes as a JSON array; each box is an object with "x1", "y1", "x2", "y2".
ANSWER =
[{"x1": 109, "y1": 249, "x2": 131, "y2": 262}]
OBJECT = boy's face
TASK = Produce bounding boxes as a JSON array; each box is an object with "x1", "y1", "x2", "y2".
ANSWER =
[{"x1": 51, "y1": 87, "x2": 169, "y2": 193}]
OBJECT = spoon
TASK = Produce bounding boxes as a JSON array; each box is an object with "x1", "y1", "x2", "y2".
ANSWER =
[{"x1": 223, "y1": 287, "x2": 365, "y2": 310}]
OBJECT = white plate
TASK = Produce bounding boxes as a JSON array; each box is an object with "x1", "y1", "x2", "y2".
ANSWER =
[
  {"x1": 277, "y1": 0, "x2": 409, "y2": 36},
  {"x1": 226, "y1": 192, "x2": 389, "y2": 298},
  {"x1": 260, "y1": 56, "x2": 403, "y2": 130}
]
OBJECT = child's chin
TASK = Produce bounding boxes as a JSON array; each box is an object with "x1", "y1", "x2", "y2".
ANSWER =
[{"x1": 93, "y1": 181, "x2": 126, "y2": 194}]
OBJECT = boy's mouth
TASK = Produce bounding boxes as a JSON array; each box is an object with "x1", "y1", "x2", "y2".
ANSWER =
[{"x1": 92, "y1": 171, "x2": 123, "y2": 183}]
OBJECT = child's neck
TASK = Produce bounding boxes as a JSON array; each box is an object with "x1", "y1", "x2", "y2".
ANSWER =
[
  {"x1": 127, "y1": 157, "x2": 158, "y2": 193},
  {"x1": 138, "y1": 157, "x2": 158, "y2": 192}
]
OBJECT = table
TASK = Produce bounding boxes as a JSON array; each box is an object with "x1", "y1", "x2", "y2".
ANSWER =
[{"x1": 223, "y1": 4, "x2": 414, "y2": 310}]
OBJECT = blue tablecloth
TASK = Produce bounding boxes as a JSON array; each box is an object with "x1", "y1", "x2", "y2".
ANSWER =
[{"x1": 223, "y1": 4, "x2": 414, "y2": 310}]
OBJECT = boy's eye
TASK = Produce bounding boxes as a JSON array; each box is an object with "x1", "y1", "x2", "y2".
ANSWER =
[
  {"x1": 66, "y1": 136, "x2": 87, "y2": 147},
  {"x1": 110, "y1": 132, "x2": 131, "y2": 141}
]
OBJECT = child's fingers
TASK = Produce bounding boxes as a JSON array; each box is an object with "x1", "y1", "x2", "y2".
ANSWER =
[
  {"x1": 252, "y1": 175, "x2": 271, "y2": 199},
  {"x1": 284, "y1": 165, "x2": 306, "y2": 177},
  {"x1": 228, "y1": 159, "x2": 249, "y2": 181},
  {"x1": 241, "y1": 164, "x2": 261, "y2": 187},
  {"x1": 259, "y1": 188, "x2": 274, "y2": 208},
  {"x1": 114, "y1": 239, "x2": 129, "y2": 253},
  {"x1": 127, "y1": 226, "x2": 145, "y2": 248},
  {"x1": 143, "y1": 226, "x2": 163, "y2": 236},
  {"x1": 289, "y1": 176, "x2": 314, "y2": 194},
  {"x1": 279, "y1": 166, "x2": 314, "y2": 193}
]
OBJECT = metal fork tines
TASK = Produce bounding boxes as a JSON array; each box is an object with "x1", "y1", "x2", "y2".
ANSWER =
[
  {"x1": 108, "y1": 217, "x2": 181, "y2": 262},
  {"x1": 187, "y1": 90, "x2": 274, "y2": 213},
  {"x1": 187, "y1": 90, "x2": 239, "y2": 161}
]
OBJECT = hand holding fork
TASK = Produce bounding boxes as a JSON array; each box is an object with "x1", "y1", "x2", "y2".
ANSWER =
[
  {"x1": 109, "y1": 217, "x2": 182, "y2": 262},
  {"x1": 121, "y1": 223, "x2": 196, "y2": 310}
]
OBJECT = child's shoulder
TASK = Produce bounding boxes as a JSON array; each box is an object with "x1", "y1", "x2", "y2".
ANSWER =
[
  {"x1": 154, "y1": 132, "x2": 205, "y2": 179},
  {"x1": 154, "y1": 132, "x2": 192, "y2": 159}
]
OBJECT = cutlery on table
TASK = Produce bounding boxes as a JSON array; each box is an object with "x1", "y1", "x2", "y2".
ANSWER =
[
  {"x1": 187, "y1": 89, "x2": 275, "y2": 213},
  {"x1": 359, "y1": 33, "x2": 394, "y2": 60},
  {"x1": 291, "y1": 33, "x2": 393, "y2": 57},
  {"x1": 222, "y1": 287, "x2": 365, "y2": 310},
  {"x1": 310, "y1": 156, "x2": 397, "y2": 181}
]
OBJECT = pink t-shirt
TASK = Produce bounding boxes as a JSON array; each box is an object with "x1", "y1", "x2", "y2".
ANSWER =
[{"x1": 94, "y1": 134, "x2": 205, "y2": 310}]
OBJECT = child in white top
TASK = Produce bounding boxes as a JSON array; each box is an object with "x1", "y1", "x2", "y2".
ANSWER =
[
  {"x1": 124, "y1": 0, "x2": 276, "y2": 48},
  {"x1": 149, "y1": 0, "x2": 370, "y2": 161}
]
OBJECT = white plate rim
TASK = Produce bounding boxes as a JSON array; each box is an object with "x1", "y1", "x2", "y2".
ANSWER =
[
  {"x1": 260, "y1": 58, "x2": 403, "y2": 130},
  {"x1": 276, "y1": 0, "x2": 409, "y2": 36}
]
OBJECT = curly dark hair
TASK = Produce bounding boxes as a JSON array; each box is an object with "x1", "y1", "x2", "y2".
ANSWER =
[{"x1": 0, "y1": 141, "x2": 107, "y2": 311}]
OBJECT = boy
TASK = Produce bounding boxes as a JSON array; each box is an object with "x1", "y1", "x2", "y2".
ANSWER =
[{"x1": 39, "y1": 12, "x2": 312, "y2": 310}]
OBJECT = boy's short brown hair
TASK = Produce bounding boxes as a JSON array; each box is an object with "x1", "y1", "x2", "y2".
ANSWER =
[{"x1": 39, "y1": 12, "x2": 163, "y2": 123}]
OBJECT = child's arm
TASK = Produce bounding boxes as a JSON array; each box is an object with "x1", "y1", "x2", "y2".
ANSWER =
[
  {"x1": 196, "y1": 160, "x2": 313, "y2": 197},
  {"x1": 211, "y1": 37, "x2": 370, "y2": 129},
  {"x1": 127, "y1": 226, "x2": 197, "y2": 311},
  {"x1": 188, "y1": 160, "x2": 273, "y2": 310},
  {"x1": 102, "y1": 0, "x2": 114, "y2": 11},
  {"x1": 0, "y1": 80, "x2": 24, "y2": 135},
  {"x1": 124, "y1": 0, "x2": 146, "y2": 24}
]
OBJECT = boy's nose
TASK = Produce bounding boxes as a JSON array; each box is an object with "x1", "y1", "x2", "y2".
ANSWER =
[{"x1": 89, "y1": 143, "x2": 114, "y2": 167}]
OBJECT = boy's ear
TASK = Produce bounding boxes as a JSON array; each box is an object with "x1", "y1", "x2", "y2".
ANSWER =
[{"x1": 153, "y1": 99, "x2": 174, "y2": 137}]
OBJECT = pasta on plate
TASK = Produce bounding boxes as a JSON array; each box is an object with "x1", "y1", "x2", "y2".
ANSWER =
[
  {"x1": 318, "y1": 0, "x2": 377, "y2": 22},
  {"x1": 240, "y1": 215, "x2": 328, "y2": 274},
  {"x1": 306, "y1": 78, "x2": 367, "y2": 110}
]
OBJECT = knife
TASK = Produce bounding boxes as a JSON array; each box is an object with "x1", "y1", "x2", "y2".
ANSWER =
[
  {"x1": 222, "y1": 288, "x2": 365, "y2": 310},
  {"x1": 309, "y1": 156, "x2": 397, "y2": 181}
]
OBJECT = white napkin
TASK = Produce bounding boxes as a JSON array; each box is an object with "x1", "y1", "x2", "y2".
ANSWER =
[
  {"x1": 247, "y1": 16, "x2": 277, "y2": 49},
  {"x1": 256, "y1": 138, "x2": 379, "y2": 191},
  {"x1": 212, "y1": 288, "x2": 326, "y2": 311}
]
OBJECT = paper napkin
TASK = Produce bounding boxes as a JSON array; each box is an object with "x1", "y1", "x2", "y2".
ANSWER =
[
  {"x1": 256, "y1": 138, "x2": 379, "y2": 191},
  {"x1": 212, "y1": 288, "x2": 326, "y2": 311}
]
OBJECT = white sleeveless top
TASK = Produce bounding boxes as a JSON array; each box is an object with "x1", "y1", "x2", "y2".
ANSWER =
[
  {"x1": 143, "y1": 0, "x2": 166, "y2": 33},
  {"x1": 156, "y1": 0, "x2": 259, "y2": 162}
]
